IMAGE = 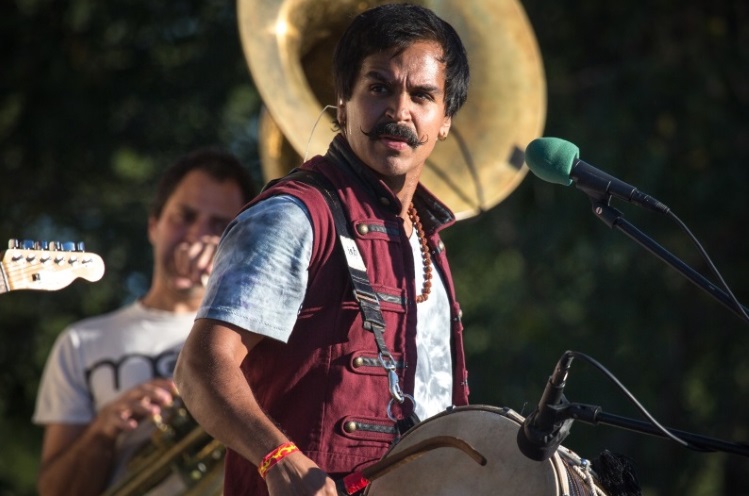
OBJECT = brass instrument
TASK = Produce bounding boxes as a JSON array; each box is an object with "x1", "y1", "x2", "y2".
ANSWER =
[
  {"x1": 238, "y1": 0, "x2": 547, "y2": 219},
  {"x1": 102, "y1": 398, "x2": 225, "y2": 496}
]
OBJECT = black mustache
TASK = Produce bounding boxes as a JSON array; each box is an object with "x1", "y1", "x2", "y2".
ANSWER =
[{"x1": 361, "y1": 122, "x2": 427, "y2": 148}]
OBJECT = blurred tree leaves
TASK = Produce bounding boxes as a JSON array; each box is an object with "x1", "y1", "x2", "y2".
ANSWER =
[{"x1": 1, "y1": 0, "x2": 748, "y2": 495}]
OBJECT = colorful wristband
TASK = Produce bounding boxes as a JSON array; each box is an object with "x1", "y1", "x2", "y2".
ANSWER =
[{"x1": 257, "y1": 441, "x2": 300, "y2": 479}]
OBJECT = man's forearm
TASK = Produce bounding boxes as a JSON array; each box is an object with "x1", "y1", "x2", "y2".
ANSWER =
[
  {"x1": 177, "y1": 352, "x2": 288, "y2": 465},
  {"x1": 175, "y1": 321, "x2": 289, "y2": 467},
  {"x1": 37, "y1": 428, "x2": 116, "y2": 496}
]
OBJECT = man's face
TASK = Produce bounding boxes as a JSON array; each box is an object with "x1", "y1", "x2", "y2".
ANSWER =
[
  {"x1": 338, "y1": 40, "x2": 452, "y2": 193},
  {"x1": 148, "y1": 169, "x2": 245, "y2": 294}
]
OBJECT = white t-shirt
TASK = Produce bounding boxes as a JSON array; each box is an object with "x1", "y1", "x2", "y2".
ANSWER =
[
  {"x1": 33, "y1": 301, "x2": 195, "y2": 424},
  {"x1": 409, "y1": 227, "x2": 453, "y2": 421},
  {"x1": 33, "y1": 301, "x2": 198, "y2": 489}
]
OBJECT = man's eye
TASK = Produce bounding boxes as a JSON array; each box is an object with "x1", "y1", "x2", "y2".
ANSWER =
[{"x1": 175, "y1": 211, "x2": 196, "y2": 224}]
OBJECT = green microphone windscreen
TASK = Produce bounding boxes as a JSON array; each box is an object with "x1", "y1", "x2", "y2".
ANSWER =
[{"x1": 525, "y1": 137, "x2": 580, "y2": 186}]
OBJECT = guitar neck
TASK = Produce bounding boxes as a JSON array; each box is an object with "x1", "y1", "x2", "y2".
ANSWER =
[{"x1": 0, "y1": 241, "x2": 105, "y2": 293}]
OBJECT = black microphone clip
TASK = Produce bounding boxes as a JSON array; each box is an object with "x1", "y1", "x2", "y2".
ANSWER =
[
  {"x1": 517, "y1": 395, "x2": 574, "y2": 462},
  {"x1": 517, "y1": 351, "x2": 576, "y2": 462}
]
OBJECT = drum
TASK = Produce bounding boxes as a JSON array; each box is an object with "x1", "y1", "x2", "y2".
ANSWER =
[{"x1": 364, "y1": 405, "x2": 606, "y2": 495}]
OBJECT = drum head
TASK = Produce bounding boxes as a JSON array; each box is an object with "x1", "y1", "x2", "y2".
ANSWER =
[{"x1": 365, "y1": 405, "x2": 561, "y2": 496}]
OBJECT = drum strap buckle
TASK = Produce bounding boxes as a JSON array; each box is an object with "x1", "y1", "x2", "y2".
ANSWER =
[
  {"x1": 379, "y1": 352, "x2": 404, "y2": 403},
  {"x1": 381, "y1": 353, "x2": 421, "y2": 433}
]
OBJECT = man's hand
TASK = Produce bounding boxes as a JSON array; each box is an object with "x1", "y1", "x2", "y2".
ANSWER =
[
  {"x1": 173, "y1": 235, "x2": 220, "y2": 289},
  {"x1": 265, "y1": 451, "x2": 339, "y2": 496},
  {"x1": 90, "y1": 378, "x2": 177, "y2": 439}
]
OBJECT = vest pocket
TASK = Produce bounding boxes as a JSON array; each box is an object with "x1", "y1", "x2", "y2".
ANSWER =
[
  {"x1": 348, "y1": 351, "x2": 404, "y2": 376},
  {"x1": 339, "y1": 415, "x2": 397, "y2": 442}
]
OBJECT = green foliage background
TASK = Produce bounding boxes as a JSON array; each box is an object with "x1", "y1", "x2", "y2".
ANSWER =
[{"x1": 1, "y1": 1, "x2": 747, "y2": 495}]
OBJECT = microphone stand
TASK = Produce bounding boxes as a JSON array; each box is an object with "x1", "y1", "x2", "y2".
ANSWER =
[
  {"x1": 588, "y1": 197, "x2": 749, "y2": 323},
  {"x1": 562, "y1": 402, "x2": 749, "y2": 458}
]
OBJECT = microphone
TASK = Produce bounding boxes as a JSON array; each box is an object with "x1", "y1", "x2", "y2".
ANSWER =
[
  {"x1": 517, "y1": 351, "x2": 576, "y2": 462},
  {"x1": 525, "y1": 137, "x2": 670, "y2": 214}
]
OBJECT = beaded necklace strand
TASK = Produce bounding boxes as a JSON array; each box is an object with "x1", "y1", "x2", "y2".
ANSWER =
[{"x1": 408, "y1": 203, "x2": 432, "y2": 303}]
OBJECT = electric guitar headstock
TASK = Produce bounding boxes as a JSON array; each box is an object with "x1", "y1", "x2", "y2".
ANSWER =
[{"x1": 0, "y1": 239, "x2": 105, "y2": 294}]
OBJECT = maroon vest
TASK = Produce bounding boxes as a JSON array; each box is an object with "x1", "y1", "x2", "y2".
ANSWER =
[{"x1": 223, "y1": 136, "x2": 469, "y2": 495}]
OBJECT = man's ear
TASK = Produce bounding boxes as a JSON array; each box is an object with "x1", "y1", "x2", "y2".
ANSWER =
[
  {"x1": 438, "y1": 115, "x2": 452, "y2": 141},
  {"x1": 147, "y1": 215, "x2": 158, "y2": 244},
  {"x1": 336, "y1": 99, "x2": 346, "y2": 129}
]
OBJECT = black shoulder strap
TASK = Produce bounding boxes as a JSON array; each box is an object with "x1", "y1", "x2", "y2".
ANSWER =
[
  {"x1": 282, "y1": 169, "x2": 386, "y2": 333},
  {"x1": 280, "y1": 168, "x2": 419, "y2": 429}
]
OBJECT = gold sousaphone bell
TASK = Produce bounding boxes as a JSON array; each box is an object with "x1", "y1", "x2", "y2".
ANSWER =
[{"x1": 239, "y1": 0, "x2": 547, "y2": 219}]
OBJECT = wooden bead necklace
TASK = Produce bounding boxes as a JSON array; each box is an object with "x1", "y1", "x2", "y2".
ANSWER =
[{"x1": 408, "y1": 203, "x2": 432, "y2": 303}]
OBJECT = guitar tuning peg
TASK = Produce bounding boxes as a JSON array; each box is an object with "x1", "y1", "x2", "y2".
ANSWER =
[
  {"x1": 61, "y1": 241, "x2": 76, "y2": 252},
  {"x1": 49, "y1": 241, "x2": 60, "y2": 251},
  {"x1": 77, "y1": 241, "x2": 86, "y2": 252},
  {"x1": 7, "y1": 239, "x2": 19, "y2": 249},
  {"x1": 39, "y1": 240, "x2": 50, "y2": 250},
  {"x1": 22, "y1": 239, "x2": 35, "y2": 249}
]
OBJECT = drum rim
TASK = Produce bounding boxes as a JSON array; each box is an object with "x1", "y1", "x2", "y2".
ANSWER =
[{"x1": 366, "y1": 404, "x2": 564, "y2": 495}]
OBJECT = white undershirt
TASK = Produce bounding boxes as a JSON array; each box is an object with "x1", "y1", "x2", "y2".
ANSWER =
[{"x1": 410, "y1": 228, "x2": 453, "y2": 420}]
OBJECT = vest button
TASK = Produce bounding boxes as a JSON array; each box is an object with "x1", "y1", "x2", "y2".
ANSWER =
[
  {"x1": 438, "y1": 240, "x2": 445, "y2": 251},
  {"x1": 344, "y1": 421, "x2": 358, "y2": 433},
  {"x1": 356, "y1": 224, "x2": 369, "y2": 235},
  {"x1": 353, "y1": 357, "x2": 365, "y2": 368},
  {"x1": 379, "y1": 197, "x2": 390, "y2": 207}
]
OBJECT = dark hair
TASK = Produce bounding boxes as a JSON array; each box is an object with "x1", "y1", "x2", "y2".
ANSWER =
[
  {"x1": 150, "y1": 147, "x2": 257, "y2": 219},
  {"x1": 333, "y1": 3, "x2": 470, "y2": 118}
]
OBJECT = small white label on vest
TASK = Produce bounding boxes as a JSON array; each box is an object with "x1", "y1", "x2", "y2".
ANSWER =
[{"x1": 339, "y1": 236, "x2": 367, "y2": 272}]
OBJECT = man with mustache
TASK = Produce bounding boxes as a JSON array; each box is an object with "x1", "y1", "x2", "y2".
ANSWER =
[
  {"x1": 175, "y1": 4, "x2": 471, "y2": 495},
  {"x1": 33, "y1": 148, "x2": 256, "y2": 496}
]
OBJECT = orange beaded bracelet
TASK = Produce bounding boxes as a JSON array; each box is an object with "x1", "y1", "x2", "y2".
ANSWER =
[{"x1": 257, "y1": 441, "x2": 300, "y2": 479}]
